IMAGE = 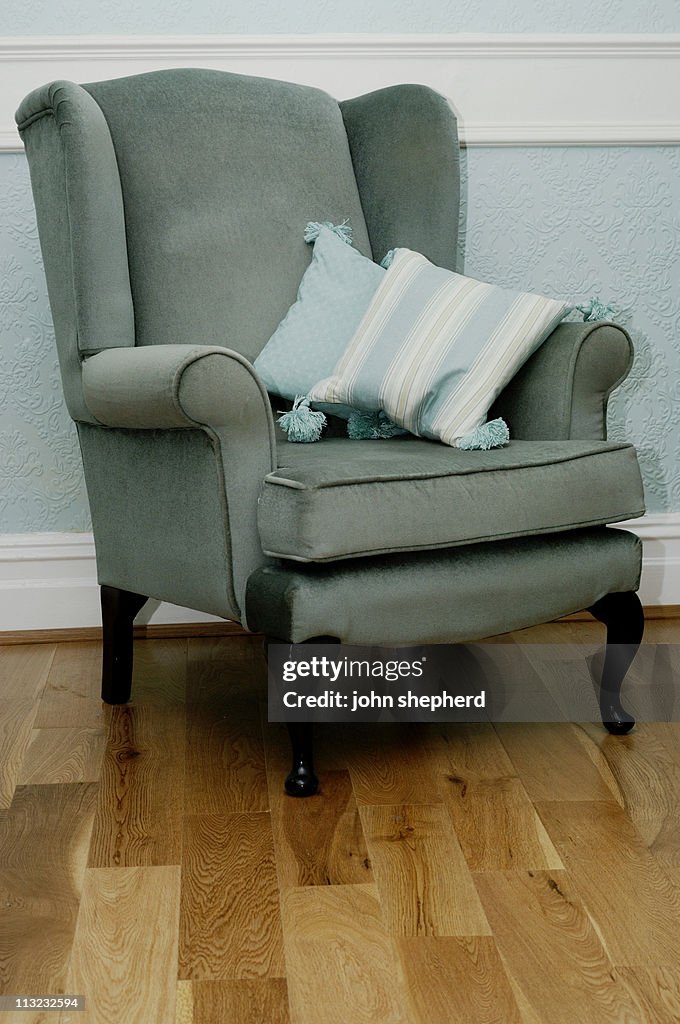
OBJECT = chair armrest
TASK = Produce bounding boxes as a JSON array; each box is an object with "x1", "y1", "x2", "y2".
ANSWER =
[
  {"x1": 81, "y1": 344, "x2": 277, "y2": 622},
  {"x1": 490, "y1": 321, "x2": 633, "y2": 441},
  {"x1": 82, "y1": 343, "x2": 276, "y2": 437}
]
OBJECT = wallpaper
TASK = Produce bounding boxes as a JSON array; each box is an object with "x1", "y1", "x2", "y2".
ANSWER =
[
  {"x1": 0, "y1": 145, "x2": 678, "y2": 533},
  {"x1": 1, "y1": 0, "x2": 680, "y2": 34}
]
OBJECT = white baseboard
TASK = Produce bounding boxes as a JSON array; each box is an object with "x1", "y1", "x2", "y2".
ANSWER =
[
  {"x1": 0, "y1": 532, "x2": 223, "y2": 631},
  {"x1": 0, "y1": 515, "x2": 677, "y2": 633},
  {"x1": 2, "y1": 34, "x2": 680, "y2": 149},
  {"x1": 610, "y1": 514, "x2": 680, "y2": 607}
]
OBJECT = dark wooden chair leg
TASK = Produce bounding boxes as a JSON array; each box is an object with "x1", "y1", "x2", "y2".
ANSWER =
[
  {"x1": 100, "y1": 584, "x2": 149, "y2": 704},
  {"x1": 587, "y1": 590, "x2": 644, "y2": 735},
  {"x1": 265, "y1": 635, "x2": 339, "y2": 797},
  {"x1": 285, "y1": 722, "x2": 318, "y2": 797}
]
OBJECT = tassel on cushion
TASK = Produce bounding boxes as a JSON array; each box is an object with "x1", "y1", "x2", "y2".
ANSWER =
[
  {"x1": 304, "y1": 220, "x2": 353, "y2": 245},
  {"x1": 575, "y1": 297, "x2": 619, "y2": 322},
  {"x1": 278, "y1": 395, "x2": 326, "y2": 443},
  {"x1": 347, "y1": 410, "x2": 407, "y2": 440},
  {"x1": 457, "y1": 418, "x2": 509, "y2": 451},
  {"x1": 380, "y1": 249, "x2": 397, "y2": 269}
]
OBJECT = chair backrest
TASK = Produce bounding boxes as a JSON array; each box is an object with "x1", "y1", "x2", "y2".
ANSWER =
[{"x1": 17, "y1": 69, "x2": 460, "y2": 422}]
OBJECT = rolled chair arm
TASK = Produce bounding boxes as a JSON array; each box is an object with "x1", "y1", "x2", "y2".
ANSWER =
[
  {"x1": 491, "y1": 321, "x2": 633, "y2": 441},
  {"x1": 82, "y1": 343, "x2": 276, "y2": 437},
  {"x1": 81, "y1": 344, "x2": 277, "y2": 621}
]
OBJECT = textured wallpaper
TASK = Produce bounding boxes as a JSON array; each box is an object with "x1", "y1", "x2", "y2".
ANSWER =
[
  {"x1": 1, "y1": 0, "x2": 680, "y2": 33},
  {"x1": 0, "y1": 145, "x2": 678, "y2": 532}
]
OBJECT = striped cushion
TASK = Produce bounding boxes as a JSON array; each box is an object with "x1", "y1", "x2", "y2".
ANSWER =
[{"x1": 309, "y1": 248, "x2": 569, "y2": 447}]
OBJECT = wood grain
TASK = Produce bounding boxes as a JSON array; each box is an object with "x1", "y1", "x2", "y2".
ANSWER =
[
  {"x1": 88, "y1": 704, "x2": 185, "y2": 867},
  {"x1": 345, "y1": 724, "x2": 438, "y2": 805},
  {"x1": 18, "y1": 727, "x2": 106, "y2": 785},
  {"x1": 495, "y1": 723, "x2": 617, "y2": 802},
  {"x1": 0, "y1": 645, "x2": 56, "y2": 806},
  {"x1": 0, "y1": 783, "x2": 97, "y2": 994},
  {"x1": 397, "y1": 936, "x2": 522, "y2": 1024},
  {"x1": 618, "y1": 967, "x2": 680, "y2": 1024},
  {"x1": 426, "y1": 723, "x2": 562, "y2": 871},
  {"x1": 192, "y1": 980, "x2": 290, "y2": 1024},
  {"x1": 0, "y1": 701, "x2": 41, "y2": 809},
  {"x1": 359, "y1": 803, "x2": 489, "y2": 936},
  {"x1": 4, "y1": 627, "x2": 680, "y2": 1023},
  {"x1": 575, "y1": 722, "x2": 680, "y2": 867},
  {"x1": 175, "y1": 982, "x2": 193, "y2": 1024},
  {"x1": 128, "y1": 638, "x2": 187, "y2": 706},
  {"x1": 536, "y1": 800, "x2": 680, "y2": 966},
  {"x1": 180, "y1": 812, "x2": 284, "y2": 980},
  {"x1": 34, "y1": 642, "x2": 103, "y2": 730},
  {"x1": 66, "y1": 866, "x2": 180, "y2": 1024},
  {"x1": 475, "y1": 870, "x2": 644, "y2": 1023},
  {"x1": 268, "y1": 767, "x2": 373, "y2": 888},
  {"x1": 0, "y1": 643, "x2": 57, "y2": 699},
  {"x1": 184, "y1": 640, "x2": 268, "y2": 812},
  {"x1": 185, "y1": 698, "x2": 268, "y2": 814},
  {"x1": 281, "y1": 884, "x2": 407, "y2": 1024}
]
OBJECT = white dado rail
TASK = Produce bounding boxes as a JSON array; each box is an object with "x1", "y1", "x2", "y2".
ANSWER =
[{"x1": 0, "y1": 33, "x2": 680, "y2": 149}]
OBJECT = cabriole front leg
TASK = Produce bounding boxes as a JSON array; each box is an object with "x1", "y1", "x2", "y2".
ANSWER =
[
  {"x1": 100, "y1": 585, "x2": 149, "y2": 704},
  {"x1": 265, "y1": 635, "x2": 337, "y2": 797},
  {"x1": 587, "y1": 590, "x2": 644, "y2": 735}
]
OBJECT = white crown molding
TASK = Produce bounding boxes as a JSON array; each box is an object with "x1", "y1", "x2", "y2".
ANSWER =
[
  {"x1": 2, "y1": 34, "x2": 680, "y2": 60},
  {"x1": 0, "y1": 515, "x2": 678, "y2": 632},
  {"x1": 1, "y1": 33, "x2": 680, "y2": 149}
]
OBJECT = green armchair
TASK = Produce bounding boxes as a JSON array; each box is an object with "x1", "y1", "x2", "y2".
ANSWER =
[{"x1": 16, "y1": 69, "x2": 645, "y2": 796}]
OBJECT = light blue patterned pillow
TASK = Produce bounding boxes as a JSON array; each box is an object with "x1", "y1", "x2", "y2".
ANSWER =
[
  {"x1": 310, "y1": 248, "x2": 569, "y2": 448},
  {"x1": 254, "y1": 224, "x2": 384, "y2": 418}
]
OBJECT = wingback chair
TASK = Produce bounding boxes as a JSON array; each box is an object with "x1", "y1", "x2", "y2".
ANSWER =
[{"x1": 16, "y1": 69, "x2": 645, "y2": 796}]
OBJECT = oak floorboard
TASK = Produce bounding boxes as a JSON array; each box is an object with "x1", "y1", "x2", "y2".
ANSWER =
[
  {"x1": 0, "y1": 646, "x2": 56, "y2": 807},
  {"x1": 281, "y1": 884, "x2": 408, "y2": 1024},
  {"x1": 425, "y1": 723, "x2": 562, "y2": 871},
  {"x1": 495, "y1": 723, "x2": 617, "y2": 802},
  {"x1": 575, "y1": 722, "x2": 680, "y2": 867},
  {"x1": 17, "y1": 727, "x2": 106, "y2": 785},
  {"x1": 185, "y1": 698, "x2": 268, "y2": 815},
  {"x1": 65, "y1": 865, "x2": 180, "y2": 1024},
  {"x1": 185, "y1": 640, "x2": 268, "y2": 813},
  {"x1": 0, "y1": 702, "x2": 41, "y2": 810},
  {"x1": 128, "y1": 638, "x2": 187, "y2": 705},
  {"x1": 0, "y1": 783, "x2": 97, "y2": 995},
  {"x1": 192, "y1": 980, "x2": 290, "y2": 1024},
  {"x1": 174, "y1": 982, "x2": 193, "y2": 1024},
  {"x1": 87, "y1": 704, "x2": 185, "y2": 867},
  {"x1": 359, "y1": 803, "x2": 490, "y2": 937},
  {"x1": 34, "y1": 643, "x2": 103, "y2": 730},
  {"x1": 180, "y1": 812, "x2": 284, "y2": 981},
  {"x1": 536, "y1": 800, "x2": 680, "y2": 966},
  {"x1": 268, "y1": 765, "x2": 373, "y2": 889},
  {"x1": 618, "y1": 966, "x2": 680, "y2": 1024},
  {"x1": 474, "y1": 870, "x2": 644, "y2": 1023},
  {"x1": 0, "y1": 644, "x2": 57, "y2": 700},
  {"x1": 187, "y1": 636, "x2": 264, "y2": 704},
  {"x1": 344, "y1": 724, "x2": 439, "y2": 806},
  {"x1": 397, "y1": 936, "x2": 521, "y2": 1024}
]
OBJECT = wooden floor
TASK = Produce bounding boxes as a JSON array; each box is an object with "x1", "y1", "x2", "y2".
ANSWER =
[{"x1": 1, "y1": 620, "x2": 680, "y2": 1024}]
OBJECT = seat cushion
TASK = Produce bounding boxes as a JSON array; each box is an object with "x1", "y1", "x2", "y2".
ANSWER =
[
  {"x1": 246, "y1": 527, "x2": 642, "y2": 643},
  {"x1": 258, "y1": 437, "x2": 645, "y2": 562}
]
